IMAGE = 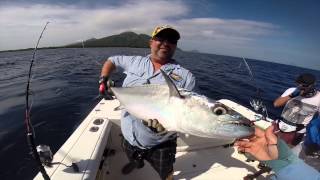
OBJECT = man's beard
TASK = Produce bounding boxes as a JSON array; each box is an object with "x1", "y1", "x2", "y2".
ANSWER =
[{"x1": 156, "y1": 51, "x2": 173, "y2": 60}]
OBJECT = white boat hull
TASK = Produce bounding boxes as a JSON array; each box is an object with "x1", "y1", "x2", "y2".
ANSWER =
[{"x1": 34, "y1": 99, "x2": 273, "y2": 180}]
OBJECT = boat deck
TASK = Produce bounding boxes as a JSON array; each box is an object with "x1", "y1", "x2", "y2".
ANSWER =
[
  {"x1": 94, "y1": 100, "x2": 272, "y2": 180},
  {"x1": 102, "y1": 124, "x2": 271, "y2": 180},
  {"x1": 34, "y1": 99, "x2": 275, "y2": 180}
]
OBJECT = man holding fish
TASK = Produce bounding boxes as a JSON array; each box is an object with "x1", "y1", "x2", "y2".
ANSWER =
[{"x1": 99, "y1": 25, "x2": 195, "y2": 180}]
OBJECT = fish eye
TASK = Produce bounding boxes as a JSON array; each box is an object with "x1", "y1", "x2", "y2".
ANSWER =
[{"x1": 212, "y1": 104, "x2": 227, "y2": 115}]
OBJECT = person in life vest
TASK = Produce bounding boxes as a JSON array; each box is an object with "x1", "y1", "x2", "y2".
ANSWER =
[{"x1": 273, "y1": 73, "x2": 320, "y2": 157}]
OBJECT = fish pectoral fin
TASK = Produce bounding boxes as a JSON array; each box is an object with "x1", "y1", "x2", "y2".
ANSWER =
[{"x1": 160, "y1": 69, "x2": 183, "y2": 98}]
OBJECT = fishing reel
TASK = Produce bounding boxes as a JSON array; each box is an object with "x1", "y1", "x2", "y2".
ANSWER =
[
  {"x1": 250, "y1": 99, "x2": 264, "y2": 112},
  {"x1": 36, "y1": 145, "x2": 53, "y2": 166},
  {"x1": 250, "y1": 99, "x2": 268, "y2": 120}
]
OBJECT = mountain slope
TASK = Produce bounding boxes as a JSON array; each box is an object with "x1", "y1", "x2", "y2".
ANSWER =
[{"x1": 65, "y1": 32, "x2": 151, "y2": 48}]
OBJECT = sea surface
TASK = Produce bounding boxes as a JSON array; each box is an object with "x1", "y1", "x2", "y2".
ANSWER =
[{"x1": 0, "y1": 48, "x2": 319, "y2": 180}]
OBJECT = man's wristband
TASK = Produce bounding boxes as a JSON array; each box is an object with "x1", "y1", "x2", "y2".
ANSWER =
[{"x1": 99, "y1": 76, "x2": 108, "y2": 84}]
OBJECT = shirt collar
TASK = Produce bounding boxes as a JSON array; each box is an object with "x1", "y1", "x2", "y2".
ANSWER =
[{"x1": 147, "y1": 54, "x2": 180, "y2": 72}]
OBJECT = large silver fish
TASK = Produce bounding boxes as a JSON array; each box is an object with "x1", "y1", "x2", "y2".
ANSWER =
[{"x1": 111, "y1": 70, "x2": 254, "y2": 139}]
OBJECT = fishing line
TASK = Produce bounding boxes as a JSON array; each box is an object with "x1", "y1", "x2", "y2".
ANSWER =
[
  {"x1": 93, "y1": 59, "x2": 102, "y2": 66},
  {"x1": 25, "y1": 22, "x2": 51, "y2": 180},
  {"x1": 240, "y1": 57, "x2": 269, "y2": 119},
  {"x1": 241, "y1": 57, "x2": 258, "y2": 94}
]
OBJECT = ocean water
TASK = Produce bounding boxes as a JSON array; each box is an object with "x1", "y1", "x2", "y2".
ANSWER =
[{"x1": 0, "y1": 48, "x2": 319, "y2": 180}]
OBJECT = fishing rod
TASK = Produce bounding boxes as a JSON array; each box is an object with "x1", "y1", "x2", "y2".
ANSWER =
[
  {"x1": 25, "y1": 22, "x2": 51, "y2": 180},
  {"x1": 241, "y1": 57, "x2": 269, "y2": 120}
]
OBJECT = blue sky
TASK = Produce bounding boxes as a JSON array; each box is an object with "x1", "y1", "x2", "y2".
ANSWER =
[{"x1": 0, "y1": 0, "x2": 319, "y2": 70}]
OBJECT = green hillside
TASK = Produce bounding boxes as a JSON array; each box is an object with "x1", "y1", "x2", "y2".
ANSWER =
[{"x1": 65, "y1": 32, "x2": 151, "y2": 48}]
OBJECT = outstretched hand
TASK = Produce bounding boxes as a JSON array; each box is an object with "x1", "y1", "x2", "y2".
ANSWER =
[{"x1": 235, "y1": 125, "x2": 278, "y2": 161}]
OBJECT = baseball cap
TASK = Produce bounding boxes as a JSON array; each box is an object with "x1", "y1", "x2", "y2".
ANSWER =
[{"x1": 151, "y1": 25, "x2": 180, "y2": 40}]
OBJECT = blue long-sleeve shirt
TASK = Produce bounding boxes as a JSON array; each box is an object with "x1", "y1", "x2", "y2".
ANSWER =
[
  {"x1": 271, "y1": 161, "x2": 320, "y2": 180},
  {"x1": 264, "y1": 139, "x2": 320, "y2": 180}
]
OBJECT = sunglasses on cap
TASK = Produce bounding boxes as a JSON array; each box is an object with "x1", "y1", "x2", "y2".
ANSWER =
[{"x1": 152, "y1": 37, "x2": 178, "y2": 45}]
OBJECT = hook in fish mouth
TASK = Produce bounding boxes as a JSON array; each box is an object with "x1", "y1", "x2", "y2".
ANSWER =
[{"x1": 226, "y1": 118, "x2": 254, "y2": 127}]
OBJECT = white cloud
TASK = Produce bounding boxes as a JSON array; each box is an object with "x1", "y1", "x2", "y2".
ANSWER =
[
  {"x1": 0, "y1": 0, "x2": 277, "y2": 54},
  {"x1": 0, "y1": 1, "x2": 188, "y2": 50},
  {"x1": 176, "y1": 18, "x2": 276, "y2": 44},
  {"x1": 174, "y1": 17, "x2": 278, "y2": 60}
]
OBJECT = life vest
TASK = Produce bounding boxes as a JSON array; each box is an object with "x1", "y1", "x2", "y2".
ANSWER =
[{"x1": 278, "y1": 98, "x2": 318, "y2": 132}]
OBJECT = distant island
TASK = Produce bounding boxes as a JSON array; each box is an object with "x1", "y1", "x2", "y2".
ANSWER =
[
  {"x1": 0, "y1": 32, "x2": 152, "y2": 52},
  {"x1": 65, "y1": 31, "x2": 151, "y2": 48},
  {"x1": 1, "y1": 31, "x2": 189, "y2": 53}
]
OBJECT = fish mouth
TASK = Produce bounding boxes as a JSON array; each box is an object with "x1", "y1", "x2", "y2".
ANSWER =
[{"x1": 227, "y1": 118, "x2": 254, "y2": 128}]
